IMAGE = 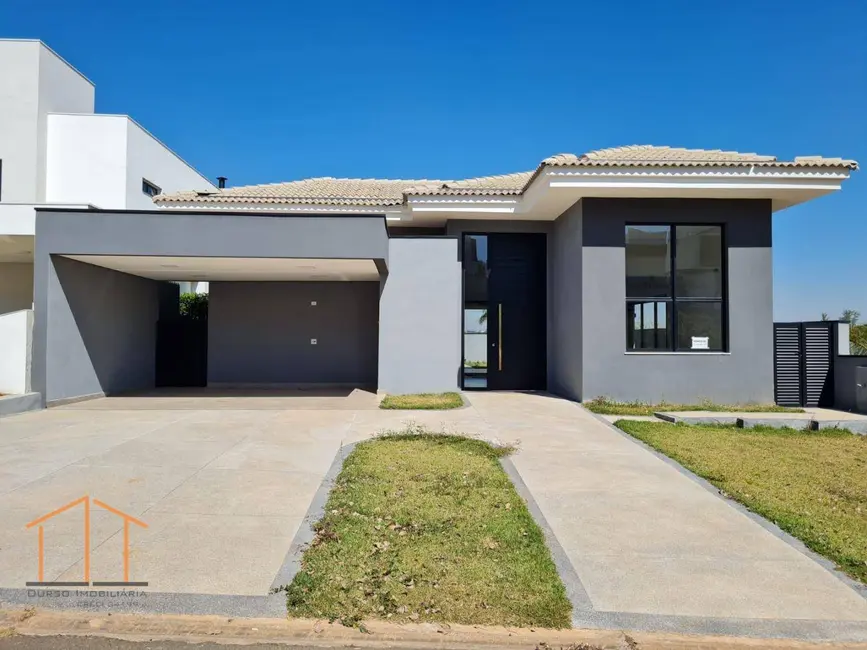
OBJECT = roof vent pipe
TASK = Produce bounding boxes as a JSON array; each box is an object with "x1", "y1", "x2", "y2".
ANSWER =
[{"x1": 217, "y1": 176, "x2": 227, "y2": 189}]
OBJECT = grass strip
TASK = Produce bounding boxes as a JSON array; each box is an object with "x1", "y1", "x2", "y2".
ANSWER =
[
  {"x1": 584, "y1": 396, "x2": 802, "y2": 416},
  {"x1": 380, "y1": 393, "x2": 464, "y2": 410},
  {"x1": 281, "y1": 430, "x2": 571, "y2": 628}
]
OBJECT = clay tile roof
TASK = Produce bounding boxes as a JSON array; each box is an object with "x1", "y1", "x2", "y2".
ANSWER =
[
  {"x1": 543, "y1": 145, "x2": 857, "y2": 168},
  {"x1": 154, "y1": 145, "x2": 857, "y2": 206},
  {"x1": 154, "y1": 177, "x2": 445, "y2": 206},
  {"x1": 405, "y1": 171, "x2": 534, "y2": 196}
]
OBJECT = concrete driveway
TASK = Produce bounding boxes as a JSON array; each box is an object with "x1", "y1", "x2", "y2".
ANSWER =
[
  {"x1": 0, "y1": 390, "x2": 865, "y2": 640},
  {"x1": 0, "y1": 389, "x2": 491, "y2": 599}
]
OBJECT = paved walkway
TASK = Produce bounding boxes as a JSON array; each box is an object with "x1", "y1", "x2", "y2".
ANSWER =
[
  {"x1": 466, "y1": 392, "x2": 867, "y2": 625},
  {"x1": 0, "y1": 389, "x2": 865, "y2": 638}
]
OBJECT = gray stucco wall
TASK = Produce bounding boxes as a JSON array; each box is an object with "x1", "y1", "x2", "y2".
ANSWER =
[
  {"x1": 41, "y1": 256, "x2": 166, "y2": 403},
  {"x1": 378, "y1": 238, "x2": 461, "y2": 394},
  {"x1": 208, "y1": 281, "x2": 379, "y2": 387},
  {"x1": 32, "y1": 210, "x2": 389, "y2": 262},
  {"x1": 579, "y1": 198, "x2": 774, "y2": 404},
  {"x1": 549, "y1": 201, "x2": 583, "y2": 400},
  {"x1": 834, "y1": 355, "x2": 867, "y2": 413},
  {"x1": 32, "y1": 209, "x2": 390, "y2": 402}
]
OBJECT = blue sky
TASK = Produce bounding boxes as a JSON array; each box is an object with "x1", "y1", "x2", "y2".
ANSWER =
[{"x1": 3, "y1": 0, "x2": 864, "y2": 321}]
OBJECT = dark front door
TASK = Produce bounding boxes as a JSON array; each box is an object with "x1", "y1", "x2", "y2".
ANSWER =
[{"x1": 485, "y1": 233, "x2": 547, "y2": 390}]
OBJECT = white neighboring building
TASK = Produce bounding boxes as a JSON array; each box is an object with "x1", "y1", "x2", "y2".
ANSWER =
[{"x1": 0, "y1": 39, "x2": 215, "y2": 395}]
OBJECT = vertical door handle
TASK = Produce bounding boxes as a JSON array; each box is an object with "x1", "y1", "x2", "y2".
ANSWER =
[{"x1": 498, "y1": 303, "x2": 503, "y2": 371}]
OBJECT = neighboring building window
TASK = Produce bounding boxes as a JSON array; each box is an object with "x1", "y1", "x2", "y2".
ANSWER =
[
  {"x1": 142, "y1": 179, "x2": 161, "y2": 197},
  {"x1": 625, "y1": 224, "x2": 725, "y2": 351}
]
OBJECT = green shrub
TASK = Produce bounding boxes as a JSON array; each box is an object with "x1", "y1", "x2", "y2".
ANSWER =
[
  {"x1": 850, "y1": 324, "x2": 867, "y2": 355},
  {"x1": 179, "y1": 292, "x2": 208, "y2": 320}
]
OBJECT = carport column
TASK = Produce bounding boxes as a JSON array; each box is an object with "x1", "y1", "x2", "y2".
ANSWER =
[{"x1": 378, "y1": 238, "x2": 461, "y2": 395}]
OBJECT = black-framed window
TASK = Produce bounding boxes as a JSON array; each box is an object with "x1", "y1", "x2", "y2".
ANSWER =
[
  {"x1": 626, "y1": 224, "x2": 725, "y2": 351},
  {"x1": 142, "y1": 178, "x2": 161, "y2": 197}
]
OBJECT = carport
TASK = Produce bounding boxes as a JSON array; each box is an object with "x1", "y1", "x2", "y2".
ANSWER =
[{"x1": 32, "y1": 209, "x2": 389, "y2": 406}]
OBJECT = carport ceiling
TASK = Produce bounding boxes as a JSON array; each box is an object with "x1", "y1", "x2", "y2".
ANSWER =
[{"x1": 62, "y1": 255, "x2": 380, "y2": 281}]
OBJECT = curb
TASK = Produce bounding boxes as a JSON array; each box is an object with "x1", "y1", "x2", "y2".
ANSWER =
[
  {"x1": 3, "y1": 608, "x2": 863, "y2": 650},
  {"x1": 0, "y1": 393, "x2": 42, "y2": 419}
]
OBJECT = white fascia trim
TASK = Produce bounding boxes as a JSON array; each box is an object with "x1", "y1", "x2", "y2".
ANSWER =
[
  {"x1": 158, "y1": 202, "x2": 407, "y2": 217},
  {"x1": 544, "y1": 165, "x2": 849, "y2": 191},
  {"x1": 547, "y1": 165, "x2": 851, "y2": 179},
  {"x1": 407, "y1": 196, "x2": 519, "y2": 214},
  {"x1": 550, "y1": 179, "x2": 843, "y2": 192}
]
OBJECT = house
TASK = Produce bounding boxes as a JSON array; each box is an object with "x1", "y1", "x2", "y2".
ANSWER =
[
  {"x1": 29, "y1": 143, "x2": 857, "y2": 406},
  {"x1": 0, "y1": 39, "x2": 214, "y2": 396}
]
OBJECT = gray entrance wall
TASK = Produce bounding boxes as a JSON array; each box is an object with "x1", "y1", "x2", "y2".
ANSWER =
[
  {"x1": 33, "y1": 208, "x2": 389, "y2": 404},
  {"x1": 42, "y1": 256, "x2": 173, "y2": 403},
  {"x1": 549, "y1": 201, "x2": 584, "y2": 400},
  {"x1": 378, "y1": 238, "x2": 461, "y2": 394},
  {"x1": 578, "y1": 198, "x2": 774, "y2": 404},
  {"x1": 208, "y1": 281, "x2": 379, "y2": 387}
]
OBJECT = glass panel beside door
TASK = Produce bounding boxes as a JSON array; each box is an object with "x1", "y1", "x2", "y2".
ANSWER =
[
  {"x1": 464, "y1": 307, "x2": 488, "y2": 388},
  {"x1": 463, "y1": 235, "x2": 488, "y2": 388}
]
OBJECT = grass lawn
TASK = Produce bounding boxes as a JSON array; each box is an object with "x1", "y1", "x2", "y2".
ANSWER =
[
  {"x1": 584, "y1": 396, "x2": 802, "y2": 416},
  {"x1": 616, "y1": 420, "x2": 867, "y2": 583},
  {"x1": 281, "y1": 431, "x2": 571, "y2": 628},
  {"x1": 379, "y1": 392, "x2": 464, "y2": 410}
]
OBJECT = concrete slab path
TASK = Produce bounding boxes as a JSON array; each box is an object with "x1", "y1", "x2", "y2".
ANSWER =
[
  {"x1": 465, "y1": 392, "x2": 867, "y2": 626},
  {"x1": 655, "y1": 408, "x2": 867, "y2": 433}
]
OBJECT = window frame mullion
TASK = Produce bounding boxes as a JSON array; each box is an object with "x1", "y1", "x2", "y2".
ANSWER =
[{"x1": 670, "y1": 225, "x2": 677, "y2": 351}]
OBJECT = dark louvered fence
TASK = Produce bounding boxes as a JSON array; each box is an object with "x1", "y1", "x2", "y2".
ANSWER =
[{"x1": 773, "y1": 321, "x2": 835, "y2": 407}]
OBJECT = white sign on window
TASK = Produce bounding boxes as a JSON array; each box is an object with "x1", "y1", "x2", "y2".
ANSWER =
[{"x1": 691, "y1": 336, "x2": 709, "y2": 350}]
